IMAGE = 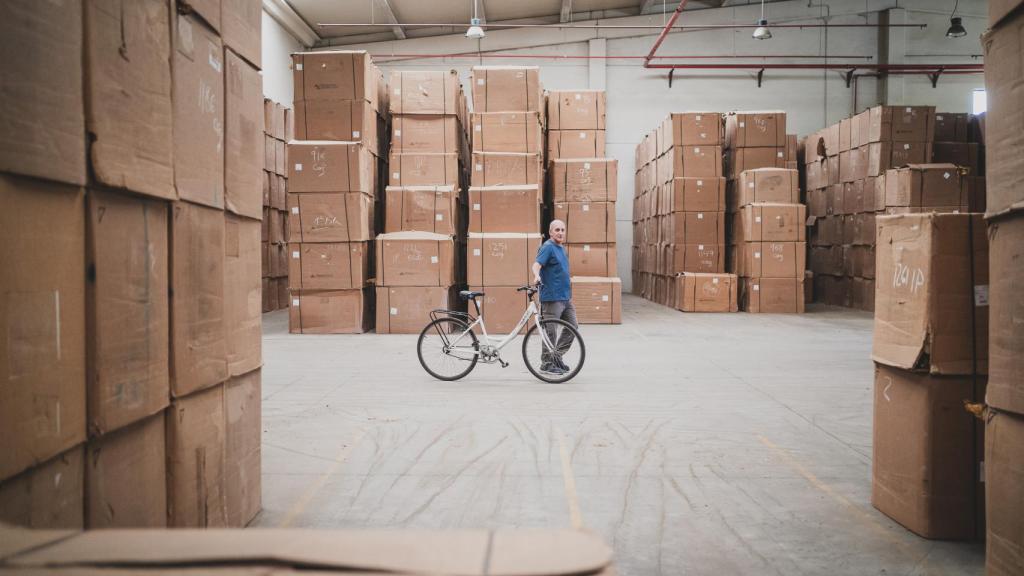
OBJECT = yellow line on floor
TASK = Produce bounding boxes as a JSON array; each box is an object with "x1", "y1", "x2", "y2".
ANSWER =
[
  {"x1": 278, "y1": 429, "x2": 367, "y2": 528},
  {"x1": 555, "y1": 425, "x2": 584, "y2": 529}
]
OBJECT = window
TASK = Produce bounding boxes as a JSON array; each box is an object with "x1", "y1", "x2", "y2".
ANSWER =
[{"x1": 972, "y1": 89, "x2": 987, "y2": 114}]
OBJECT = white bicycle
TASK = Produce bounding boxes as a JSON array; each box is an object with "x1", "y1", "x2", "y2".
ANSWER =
[{"x1": 417, "y1": 284, "x2": 585, "y2": 383}]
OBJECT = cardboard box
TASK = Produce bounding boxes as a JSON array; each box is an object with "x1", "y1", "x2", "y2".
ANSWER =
[
  {"x1": 725, "y1": 112, "x2": 786, "y2": 148},
  {"x1": 985, "y1": 408, "x2": 1024, "y2": 575},
  {"x1": 867, "y1": 105, "x2": 935, "y2": 143},
  {"x1": 85, "y1": 413, "x2": 166, "y2": 528},
  {"x1": 389, "y1": 152, "x2": 460, "y2": 187},
  {"x1": 839, "y1": 147, "x2": 868, "y2": 183},
  {"x1": 873, "y1": 213, "x2": 988, "y2": 375},
  {"x1": 221, "y1": 0, "x2": 260, "y2": 68},
  {"x1": 0, "y1": 446, "x2": 83, "y2": 529},
  {"x1": 376, "y1": 232, "x2": 456, "y2": 287},
  {"x1": 471, "y1": 152, "x2": 543, "y2": 186},
  {"x1": 288, "y1": 142, "x2": 376, "y2": 194},
  {"x1": 392, "y1": 115, "x2": 463, "y2": 154},
  {"x1": 84, "y1": 0, "x2": 174, "y2": 200},
  {"x1": 86, "y1": 190, "x2": 169, "y2": 436},
  {"x1": 664, "y1": 243, "x2": 724, "y2": 274},
  {"x1": 466, "y1": 233, "x2": 542, "y2": 286},
  {"x1": 735, "y1": 168, "x2": 799, "y2": 208},
  {"x1": 664, "y1": 145, "x2": 724, "y2": 180},
  {"x1": 865, "y1": 141, "x2": 930, "y2": 177},
  {"x1": 983, "y1": 15, "x2": 1024, "y2": 216},
  {"x1": 553, "y1": 201, "x2": 615, "y2": 244},
  {"x1": 170, "y1": 202, "x2": 228, "y2": 398},
  {"x1": 568, "y1": 244, "x2": 617, "y2": 277},
  {"x1": 662, "y1": 211, "x2": 725, "y2": 246},
  {"x1": 675, "y1": 273, "x2": 738, "y2": 312},
  {"x1": 1, "y1": 177, "x2": 86, "y2": 482},
  {"x1": 547, "y1": 90, "x2": 606, "y2": 130},
  {"x1": 469, "y1": 185, "x2": 542, "y2": 233},
  {"x1": 734, "y1": 203, "x2": 807, "y2": 243},
  {"x1": 292, "y1": 51, "x2": 383, "y2": 110},
  {"x1": 264, "y1": 134, "x2": 275, "y2": 172},
  {"x1": 293, "y1": 99, "x2": 381, "y2": 152},
  {"x1": 571, "y1": 277, "x2": 622, "y2": 324},
  {"x1": 167, "y1": 384, "x2": 226, "y2": 528},
  {"x1": 384, "y1": 185, "x2": 459, "y2": 235},
  {"x1": 284, "y1": 107, "x2": 294, "y2": 141},
  {"x1": 726, "y1": 146, "x2": 786, "y2": 178},
  {"x1": 471, "y1": 66, "x2": 542, "y2": 113},
  {"x1": 288, "y1": 289, "x2": 372, "y2": 334},
  {"x1": 389, "y1": 70, "x2": 462, "y2": 115},
  {"x1": 225, "y1": 369, "x2": 261, "y2": 528},
  {"x1": 224, "y1": 215, "x2": 262, "y2": 377},
  {"x1": 173, "y1": 13, "x2": 224, "y2": 209},
  {"x1": 740, "y1": 277, "x2": 806, "y2": 313},
  {"x1": 551, "y1": 158, "x2": 618, "y2": 202},
  {"x1": 261, "y1": 278, "x2": 273, "y2": 312},
  {"x1": 666, "y1": 177, "x2": 726, "y2": 212},
  {"x1": 288, "y1": 242, "x2": 369, "y2": 290},
  {"x1": 273, "y1": 174, "x2": 287, "y2": 210},
  {"x1": 0, "y1": 0, "x2": 86, "y2": 186},
  {"x1": 472, "y1": 112, "x2": 543, "y2": 153},
  {"x1": 839, "y1": 118, "x2": 853, "y2": 153},
  {"x1": 376, "y1": 286, "x2": 456, "y2": 334},
  {"x1": 467, "y1": 286, "x2": 529, "y2": 334},
  {"x1": 883, "y1": 164, "x2": 967, "y2": 211},
  {"x1": 275, "y1": 139, "x2": 286, "y2": 175},
  {"x1": 933, "y1": 112, "x2": 969, "y2": 142},
  {"x1": 547, "y1": 129, "x2": 607, "y2": 159},
  {"x1": 931, "y1": 142, "x2": 983, "y2": 175},
  {"x1": 269, "y1": 209, "x2": 286, "y2": 244},
  {"x1": 987, "y1": 215, "x2": 1024, "y2": 414},
  {"x1": 288, "y1": 192, "x2": 374, "y2": 243},
  {"x1": 734, "y1": 241, "x2": 806, "y2": 279},
  {"x1": 662, "y1": 112, "x2": 724, "y2": 149},
  {"x1": 872, "y1": 364, "x2": 984, "y2": 540}
]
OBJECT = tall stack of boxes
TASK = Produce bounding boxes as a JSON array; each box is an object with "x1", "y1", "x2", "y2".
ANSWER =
[
  {"x1": 548, "y1": 90, "x2": 621, "y2": 324},
  {"x1": 467, "y1": 66, "x2": 544, "y2": 333},
  {"x1": 287, "y1": 51, "x2": 386, "y2": 333},
  {"x1": 262, "y1": 99, "x2": 291, "y2": 312},
  {"x1": 377, "y1": 70, "x2": 469, "y2": 333},
  {"x1": 0, "y1": 0, "x2": 263, "y2": 529},
  {"x1": 982, "y1": 2, "x2": 1024, "y2": 573}
]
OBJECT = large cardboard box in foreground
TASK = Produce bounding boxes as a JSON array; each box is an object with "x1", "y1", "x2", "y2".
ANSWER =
[
  {"x1": 221, "y1": 0, "x2": 261, "y2": 69},
  {"x1": 224, "y1": 215, "x2": 262, "y2": 377},
  {"x1": 467, "y1": 233, "x2": 542, "y2": 287},
  {"x1": 873, "y1": 213, "x2": 988, "y2": 375},
  {"x1": 471, "y1": 66, "x2": 543, "y2": 113},
  {"x1": 289, "y1": 289, "x2": 373, "y2": 334},
  {"x1": 571, "y1": 277, "x2": 622, "y2": 324},
  {"x1": 983, "y1": 12, "x2": 1024, "y2": 216},
  {"x1": 85, "y1": 412, "x2": 166, "y2": 528},
  {"x1": 1, "y1": 176, "x2": 86, "y2": 482},
  {"x1": 0, "y1": 446, "x2": 83, "y2": 529},
  {"x1": 872, "y1": 364, "x2": 984, "y2": 540},
  {"x1": 225, "y1": 48, "x2": 267, "y2": 219},
  {"x1": 225, "y1": 369, "x2": 261, "y2": 528},
  {"x1": 167, "y1": 384, "x2": 227, "y2": 528},
  {"x1": 376, "y1": 232, "x2": 457, "y2": 287},
  {"x1": 987, "y1": 215, "x2": 1024, "y2": 414},
  {"x1": 675, "y1": 273, "x2": 738, "y2": 312},
  {"x1": 985, "y1": 408, "x2": 1024, "y2": 576},
  {"x1": 376, "y1": 286, "x2": 458, "y2": 334}
]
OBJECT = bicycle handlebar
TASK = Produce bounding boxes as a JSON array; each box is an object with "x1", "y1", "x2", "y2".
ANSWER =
[{"x1": 516, "y1": 282, "x2": 542, "y2": 293}]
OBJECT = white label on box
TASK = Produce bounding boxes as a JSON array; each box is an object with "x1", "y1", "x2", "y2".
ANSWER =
[
  {"x1": 748, "y1": 182, "x2": 755, "y2": 188},
  {"x1": 903, "y1": 144, "x2": 910, "y2": 150},
  {"x1": 582, "y1": 204, "x2": 590, "y2": 211},
  {"x1": 473, "y1": 203, "x2": 480, "y2": 210},
  {"x1": 602, "y1": 295, "x2": 609, "y2": 301},
  {"x1": 430, "y1": 256, "x2": 438, "y2": 264},
  {"x1": 943, "y1": 172, "x2": 951, "y2": 179},
  {"x1": 584, "y1": 245, "x2": 591, "y2": 251},
  {"x1": 905, "y1": 107, "x2": 912, "y2": 112},
  {"x1": 476, "y1": 164, "x2": 483, "y2": 171},
  {"x1": 777, "y1": 151, "x2": 784, "y2": 158},
  {"x1": 739, "y1": 121, "x2": 745, "y2": 128},
  {"x1": 755, "y1": 216, "x2": 762, "y2": 223},
  {"x1": 394, "y1": 129, "x2": 401, "y2": 136},
  {"x1": 700, "y1": 132, "x2": 707, "y2": 139},
  {"x1": 294, "y1": 163, "x2": 303, "y2": 171},
  {"x1": 697, "y1": 213, "x2": 704, "y2": 219},
  {"x1": 477, "y1": 79, "x2": 485, "y2": 85},
  {"x1": 712, "y1": 278, "x2": 719, "y2": 284},
  {"x1": 296, "y1": 63, "x2": 303, "y2": 71},
  {"x1": 292, "y1": 298, "x2": 300, "y2": 306},
  {"x1": 974, "y1": 285, "x2": 989, "y2": 306},
  {"x1": 393, "y1": 172, "x2": 400, "y2": 179},
  {"x1": 394, "y1": 88, "x2": 401, "y2": 95},
  {"x1": 390, "y1": 307, "x2": 398, "y2": 315},
  {"x1": 754, "y1": 251, "x2": 761, "y2": 258},
  {"x1": 575, "y1": 93, "x2": 582, "y2": 100},
  {"x1": 209, "y1": 53, "x2": 221, "y2": 72},
  {"x1": 937, "y1": 114, "x2": 944, "y2": 120},
  {"x1": 579, "y1": 132, "x2": 587, "y2": 139},
  {"x1": 475, "y1": 124, "x2": 481, "y2": 131},
  {"x1": 697, "y1": 180, "x2": 703, "y2": 186},
  {"x1": 694, "y1": 147, "x2": 700, "y2": 153},
  {"x1": 352, "y1": 131, "x2": 360, "y2": 138},
  {"x1": 436, "y1": 214, "x2": 444, "y2": 221},
  {"x1": 291, "y1": 207, "x2": 299, "y2": 214},
  {"x1": 584, "y1": 162, "x2": 591, "y2": 169},
  {"x1": 698, "y1": 244, "x2": 704, "y2": 250},
  {"x1": 292, "y1": 251, "x2": 299, "y2": 258},
  {"x1": 473, "y1": 249, "x2": 481, "y2": 256}
]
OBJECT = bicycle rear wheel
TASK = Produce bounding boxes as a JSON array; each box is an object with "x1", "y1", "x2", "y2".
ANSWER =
[
  {"x1": 522, "y1": 318, "x2": 585, "y2": 383},
  {"x1": 417, "y1": 317, "x2": 479, "y2": 381}
]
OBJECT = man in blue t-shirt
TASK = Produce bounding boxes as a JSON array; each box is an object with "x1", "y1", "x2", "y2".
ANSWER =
[{"x1": 531, "y1": 219, "x2": 578, "y2": 375}]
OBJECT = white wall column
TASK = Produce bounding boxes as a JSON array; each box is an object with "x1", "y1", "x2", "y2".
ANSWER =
[{"x1": 588, "y1": 38, "x2": 607, "y2": 90}]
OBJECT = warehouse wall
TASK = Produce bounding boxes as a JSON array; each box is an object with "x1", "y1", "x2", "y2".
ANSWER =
[
  {"x1": 261, "y1": 11, "x2": 305, "y2": 105},
  {"x1": 291, "y1": 0, "x2": 986, "y2": 289}
]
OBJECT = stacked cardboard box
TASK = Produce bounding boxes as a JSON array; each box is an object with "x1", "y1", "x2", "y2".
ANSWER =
[
  {"x1": 287, "y1": 51, "x2": 387, "y2": 333},
  {"x1": 982, "y1": 3, "x2": 1024, "y2": 572},
  {"x1": 871, "y1": 213, "x2": 988, "y2": 541},
  {"x1": 262, "y1": 99, "x2": 291, "y2": 311},
  {"x1": 0, "y1": 0, "x2": 262, "y2": 530},
  {"x1": 547, "y1": 90, "x2": 621, "y2": 324}
]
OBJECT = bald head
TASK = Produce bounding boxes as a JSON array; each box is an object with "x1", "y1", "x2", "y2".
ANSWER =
[{"x1": 549, "y1": 219, "x2": 566, "y2": 245}]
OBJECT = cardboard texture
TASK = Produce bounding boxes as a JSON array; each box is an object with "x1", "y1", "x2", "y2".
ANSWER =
[
  {"x1": 467, "y1": 233, "x2": 542, "y2": 287},
  {"x1": 1, "y1": 177, "x2": 86, "y2": 482},
  {"x1": 223, "y1": 215, "x2": 262, "y2": 377},
  {"x1": 551, "y1": 158, "x2": 618, "y2": 202},
  {"x1": 664, "y1": 243, "x2": 725, "y2": 274},
  {"x1": 471, "y1": 152, "x2": 543, "y2": 186},
  {"x1": 734, "y1": 203, "x2": 807, "y2": 243},
  {"x1": 376, "y1": 232, "x2": 456, "y2": 287},
  {"x1": 85, "y1": 413, "x2": 166, "y2": 528},
  {"x1": 389, "y1": 70, "x2": 463, "y2": 115},
  {"x1": 933, "y1": 112, "x2": 969, "y2": 142},
  {"x1": 873, "y1": 213, "x2": 988, "y2": 375},
  {"x1": 725, "y1": 146, "x2": 786, "y2": 178},
  {"x1": 288, "y1": 192, "x2": 374, "y2": 243},
  {"x1": 675, "y1": 273, "x2": 738, "y2": 312},
  {"x1": 547, "y1": 129, "x2": 607, "y2": 160},
  {"x1": 289, "y1": 289, "x2": 372, "y2": 334},
  {"x1": 0, "y1": 0, "x2": 86, "y2": 186},
  {"x1": 472, "y1": 112, "x2": 543, "y2": 153},
  {"x1": 865, "y1": 141, "x2": 930, "y2": 177},
  {"x1": 931, "y1": 142, "x2": 983, "y2": 175},
  {"x1": 84, "y1": 0, "x2": 174, "y2": 200},
  {"x1": 733, "y1": 242, "x2": 807, "y2": 279},
  {"x1": 987, "y1": 215, "x2": 1024, "y2": 414},
  {"x1": 725, "y1": 112, "x2": 786, "y2": 148},
  {"x1": 289, "y1": 241, "x2": 370, "y2": 290},
  {"x1": 867, "y1": 105, "x2": 935, "y2": 143},
  {"x1": 661, "y1": 211, "x2": 725, "y2": 246},
  {"x1": 285, "y1": 107, "x2": 294, "y2": 141},
  {"x1": 225, "y1": 369, "x2": 261, "y2": 528},
  {"x1": 376, "y1": 286, "x2": 456, "y2": 334},
  {"x1": 568, "y1": 244, "x2": 617, "y2": 277},
  {"x1": 390, "y1": 152, "x2": 460, "y2": 186},
  {"x1": 468, "y1": 286, "x2": 529, "y2": 335},
  {"x1": 392, "y1": 115, "x2": 463, "y2": 154},
  {"x1": 554, "y1": 201, "x2": 616, "y2": 244},
  {"x1": 662, "y1": 145, "x2": 724, "y2": 180},
  {"x1": 0, "y1": 446, "x2": 83, "y2": 530},
  {"x1": 385, "y1": 185, "x2": 459, "y2": 235},
  {"x1": 471, "y1": 66, "x2": 542, "y2": 112},
  {"x1": 469, "y1": 185, "x2": 542, "y2": 234},
  {"x1": 173, "y1": 13, "x2": 224, "y2": 209},
  {"x1": 294, "y1": 98, "x2": 381, "y2": 153},
  {"x1": 292, "y1": 51, "x2": 383, "y2": 110},
  {"x1": 666, "y1": 178, "x2": 726, "y2": 213},
  {"x1": 288, "y1": 142, "x2": 376, "y2": 194},
  {"x1": 882, "y1": 164, "x2": 967, "y2": 211},
  {"x1": 170, "y1": 202, "x2": 228, "y2": 398},
  {"x1": 571, "y1": 277, "x2": 622, "y2": 324},
  {"x1": 86, "y1": 190, "x2": 169, "y2": 437},
  {"x1": 167, "y1": 384, "x2": 226, "y2": 528},
  {"x1": 985, "y1": 409, "x2": 1024, "y2": 576},
  {"x1": 741, "y1": 277, "x2": 805, "y2": 313},
  {"x1": 221, "y1": 0, "x2": 260, "y2": 68},
  {"x1": 871, "y1": 364, "x2": 984, "y2": 540},
  {"x1": 547, "y1": 90, "x2": 606, "y2": 130},
  {"x1": 735, "y1": 168, "x2": 799, "y2": 207},
  {"x1": 662, "y1": 112, "x2": 724, "y2": 149},
  {"x1": 982, "y1": 14, "x2": 1024, "y2": 216},
  {"x1": 224, "y1": 47, "x2": 265, "y2": 218}
]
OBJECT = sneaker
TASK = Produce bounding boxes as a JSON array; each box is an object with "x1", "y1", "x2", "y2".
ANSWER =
[
  {"x1": 540, "y1": 362, "x2": 566, "y2": 375},
  {"x1": 554, "y1": 357, "x2": 570, "y2": 372}
]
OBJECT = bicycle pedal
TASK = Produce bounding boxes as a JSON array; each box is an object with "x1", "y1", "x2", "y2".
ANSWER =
[{"x1": 499, "y1": 359, "x2": 509, "y2": 368}]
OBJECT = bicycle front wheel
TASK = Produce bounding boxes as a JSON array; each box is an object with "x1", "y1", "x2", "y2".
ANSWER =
[
  {"x1": 522, "y1": 318, "x2": 585, "y2": 383},
  {"x1": 418, "y1": 317, "x2": 479, "y2": 381}
]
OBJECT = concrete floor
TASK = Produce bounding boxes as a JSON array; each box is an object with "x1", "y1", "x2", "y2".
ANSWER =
[{"x1": 254, "y1": 294, "x2": 984, "y2": 575}]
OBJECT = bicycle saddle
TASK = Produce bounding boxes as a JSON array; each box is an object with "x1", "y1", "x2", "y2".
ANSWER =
[{"x1": 459, "y1": 290, "x2": 484, "y2": 300}]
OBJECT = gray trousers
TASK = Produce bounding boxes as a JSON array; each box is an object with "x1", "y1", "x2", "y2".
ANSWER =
[{"x1": 540, "y1": 300, "x2": 578, "y2": 360}]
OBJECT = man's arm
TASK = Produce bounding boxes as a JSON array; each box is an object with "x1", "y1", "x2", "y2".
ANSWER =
[{"x1": 531, "y1": 261, "x2": 542, "y2": 285}]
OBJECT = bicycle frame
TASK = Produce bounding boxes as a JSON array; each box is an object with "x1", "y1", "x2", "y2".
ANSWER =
[{"x1": 435, "y1": 295, "x2": 557, "y2": 362}]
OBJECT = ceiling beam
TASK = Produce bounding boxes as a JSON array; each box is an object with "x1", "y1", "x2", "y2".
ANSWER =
[
  {"x1": 263, "y1": 0, "x2": 319, "y2": 47},
  {"x1": 560, "y1": 0, "x2": 572, "y2": 22},
  {"x1": 376, "y1": 0, "x2": 407, "y2": 40},
  {"x1": 639, "y1": 0, "x2": 662, "y2": 14}
]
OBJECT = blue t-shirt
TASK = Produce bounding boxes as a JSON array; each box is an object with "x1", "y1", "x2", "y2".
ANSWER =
[{"x1": 536, "y1": 239, "x2": 571, "y2": 302}]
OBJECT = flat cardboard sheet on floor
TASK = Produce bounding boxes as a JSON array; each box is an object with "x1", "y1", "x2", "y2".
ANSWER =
[{"x1": 85, "y1": 413, "x2": 166, "y2": 528}]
